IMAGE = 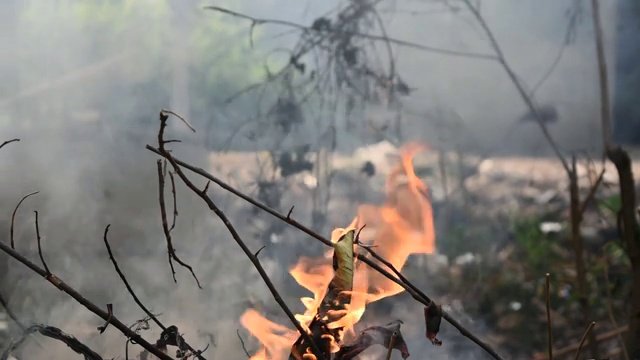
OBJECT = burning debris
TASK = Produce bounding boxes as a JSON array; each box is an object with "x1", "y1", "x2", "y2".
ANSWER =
[{"x1": 239, "y1": 143, "x2": 436, "y2": 360}]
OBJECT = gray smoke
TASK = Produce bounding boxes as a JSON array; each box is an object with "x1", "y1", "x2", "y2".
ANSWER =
[{"x1": 0, "y1": 0, "x2": 628, "y2": 359}]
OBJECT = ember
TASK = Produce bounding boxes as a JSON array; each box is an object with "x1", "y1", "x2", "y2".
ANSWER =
[{"x1": 241, "y1": 143, "x2": 435, "y2": 360}]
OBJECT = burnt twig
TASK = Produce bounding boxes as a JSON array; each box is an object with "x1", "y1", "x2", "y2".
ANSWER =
[
  {"x1": 97, "y1": 303, "x2": 113, "y2": 334},
  {"x1": 237, "y1": 329, "x2": 251, "y2": 358},
  {"x1": 10, "y1": 191, "x2": 39, "y2": 249},
  {"x1": 152, "y1": 112, "x2": 326, "y2": 360},
  {"x1": 0, "y1": 239, "x2": 172, "y2": 360},
  {"x1": 145, "y1": 144, "x2": 506, "y2": 360},
  {"x1": 0, "y1": 138, "x2": 19, "y2": 150},
  {"x1": 102, "y1": 224, "x2": 207, "y2": 359},
  {"x1": 0, "y1": 324, "x2": 104, "y2": 360},
  {"x1": 33, "y1": 211, "x2": 50, "y2": 275},
  {"x1": 157, "y1": 160, "x2": 201, "y2": 288},
  {"x1": 168, "y1": 171, "x2": 178, "y2": 231}
]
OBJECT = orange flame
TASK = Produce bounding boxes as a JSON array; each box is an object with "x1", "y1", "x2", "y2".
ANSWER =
[{"x1": 241, "y1": 143, "x2": 435, "y2": 360}]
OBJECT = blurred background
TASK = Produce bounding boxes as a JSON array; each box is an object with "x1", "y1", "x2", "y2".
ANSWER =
[{"x1": 0, "y1": 0, "x2": 638, "y2": 359}]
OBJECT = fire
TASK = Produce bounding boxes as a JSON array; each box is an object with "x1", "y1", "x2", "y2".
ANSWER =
[{"x1": 241, "y1": 143, "x2": 435, "y2": 360}]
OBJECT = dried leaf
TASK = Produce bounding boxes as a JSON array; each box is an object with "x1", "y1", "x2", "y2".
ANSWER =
[
  {"x1": 335, "y1": 320, "x2": 410, "y2": 360},
  {"x1": 424, "y1": 303, "x2": 443, "y2": 346},
  {"x1": 289, "y1": 230, "x2": 356, "y2": 360},
  {"x1": 331, "y1": 229, "x2": 355, "y2": 293}
]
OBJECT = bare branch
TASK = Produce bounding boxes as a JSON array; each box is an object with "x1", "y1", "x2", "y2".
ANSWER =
[
  {"x1": 145, "y1": 144, "x2": 507, "y2": 360},
  {"x1": 237, "y1": 329, "x2": 251, "y2": 358},
  {"x1": 574, "y1": 322, "x2": 596, "y2": 360},
  {"x1": 0, "y1": 239, "x2": 172, "y2": 360},
  {"x1": 153, "y1": 113, "x2": 326, "y2": 360},
  {"x1": 460, "y1": 0, "x2": 571, "y2": 174},
  {"x1": 1, "y1": 324, "x2": 104, "y2": 360},
  {"x1": 102, "y1": 224, "x2": 207, "y2": 360},
  {"x1": 204, "y1": 6, "x2": 498, "y2": 61},
  {"x1": 160, "y1": 109, "x2": 196, "y2": 133},
  {"x1": 10, "y1": 191, "x2": 39, "y2": 249},
  {"x1": 33, "y1": 211, "x2": 50, "y2": 275},
  {"x1": 0, "y1": 138, "x2": 19, "y2": 150},
  {"x1": 157, "y1": 159, "x2": 201, "y2": 288}
]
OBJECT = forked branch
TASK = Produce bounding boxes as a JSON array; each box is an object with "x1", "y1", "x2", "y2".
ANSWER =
[{"x1": 151, "y1": 112, "x2": 326, "y2": 360}]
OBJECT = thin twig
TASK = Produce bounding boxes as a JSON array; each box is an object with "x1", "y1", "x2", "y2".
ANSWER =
[
  {"x1": 579, "y1": 168, "x2": 606, "y2": 216},
  {"x1": 204, "y1": 6, "x2": 498, "y2": 61},
  {"x1": 460, "y1": 0, "x2": 570, "y2": 174},
  {"x1": 33, "y1": 211, "x2": 50, "y2": 275},
  {"x1": 545, "y1": 273, "x2": 553, "y2": 360},
  {"x1": 590, "y1": 0, "x2": 612, "y2": 149},
  {"x1": 161, "y1": 109, "x2": 196, "y2": 133},
  {"x1": 0, "y1": 324, "x2": 104, "y2": 360},
  {"x1": 574, "y1": 322, "x2": 596, "y2": 360},
  {"x1": 145, "y1": 144, "x2": 506, "y2": 360},
  {"x1": 10, "y1": 191, "x2": 39, "y2": 249},
  {"x1": 168, "y1": 171, "x2": 178, "y2": 231},
  {"x1": 0, "y1": 290, "x2": 24, "y2": 330},
  {"x1": 0, "y1": 239, "x2": 172, "y2": 360},
  {"x1": 154, "y1": 112, "x2": 326, "y2": 360},
  {"x1": 0, "y1": 138, "x2": 19, "y2": 150},
  {"x1": 102, "y1": 224, "x2": 208, "y2": 359},
  {"x1": 102, "y1": 225, "x2": 164, "y2": 330},
  {"x1": 385, "y1": 331, "x2": 398, "y2": 360},
  {"x1": 603, "y1": 258, "x2": 630, "y2": 360},
  {"x1": 237, "y1": 329, "x2": 251, "y2": 358},
  {"x1": 568, "y1": 156, "x2": 599, "y2": 359},
  {"x1": 157, "y1": 160, "x2": 201, "y2": 288}
]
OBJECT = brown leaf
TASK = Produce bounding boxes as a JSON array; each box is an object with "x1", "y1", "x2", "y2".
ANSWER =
[
  {"x1": 289, "y1": 230, "x2": 356, "y2": 360},
  {"x1": 424, "y1": 303, "x2": 443, "y2": 346},
  {"x1": 335, "y1": 320, "x2": 410, "y2": 360}
]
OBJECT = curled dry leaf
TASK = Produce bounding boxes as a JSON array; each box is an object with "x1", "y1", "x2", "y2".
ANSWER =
[
  {"x1": 289, "y1": 230, "x2": 356, "y2": 360},
  {"x1": 424, "y1": 302, "x2": 443, "y2": 346},
  {"x1": 335, "y1": 320, "x2": 410, "y2": 360}
]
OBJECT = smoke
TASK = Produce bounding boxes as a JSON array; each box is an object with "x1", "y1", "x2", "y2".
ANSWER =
[{"x1": 0, "y1": 0, "x2": 628, "y2": 359}]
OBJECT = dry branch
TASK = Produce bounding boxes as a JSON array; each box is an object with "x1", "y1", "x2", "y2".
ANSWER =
[
  {"x1": 590, "y1": 0, "x2": 640, "y2": 355},
  {"x1": 0, "y1": 324, "x2": 104, "y2": 360},
  {"x1": 10, "y1": 191, "x2": 39, "y2": 249},
  {"x1": 152, "y1": 112, "x2": 326, "y2": 360},
  {"x1": 459, "y1": 0, "x2": 570, "y2": 174},
  {"x1": 157, "y1": 159, "x2": 201, "y2": 288},
  {"x1": 145, "y1": 143, "x2": 507, "y2": 360},
  {"x1": 102, "y1": 225, "x2": 207, "y2": 359},
  {"x1": 0, "y1": 240, "x2": 172, "y2": 360},
  {"x1": 204, "y1": 6, "x2": 498, "y2": 61}
]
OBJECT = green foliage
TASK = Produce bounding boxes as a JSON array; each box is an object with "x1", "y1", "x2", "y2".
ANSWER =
[
  {"x1": 598, "y1": 194, "x2": 622, "y2": 214},
  {"x1": 16, "y1": 1, "x2": 266, "y2": 120},
  {"x1": 511, "y1": 216, "x2": 561, "y2": 273},
  {"x1": 440, "y1": 221, "x2": 495, "y2": 261}
]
